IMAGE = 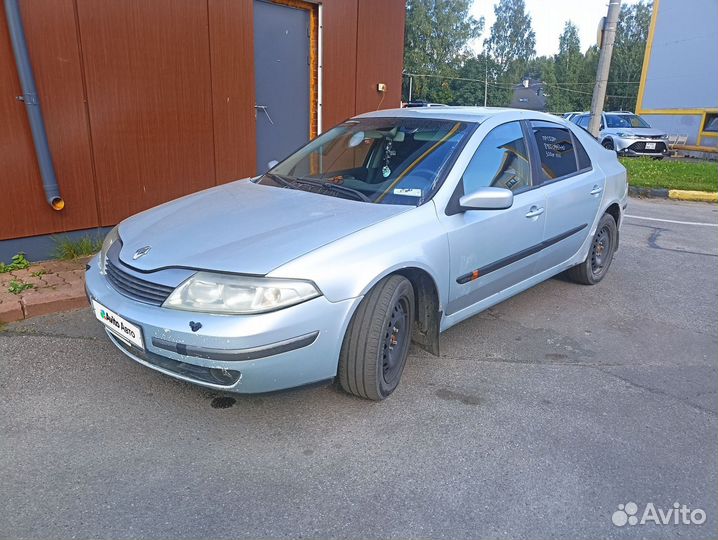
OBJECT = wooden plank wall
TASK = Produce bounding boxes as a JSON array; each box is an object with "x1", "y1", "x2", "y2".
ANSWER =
[
  {"x1": 208, "y1": 0, "x2": 257, "y2": 184},
  {"x1": 0, "y1": 0, "x2": 405, "y2": 241},
  {"x1": 322, "y1": 0, "x2": 358, "y2": 128},
  {"x1": 0, "y1": 0, "x2": 98, "y2": 240},
  {"x1": 355, "y1": 0, "x2": 405, "y2": 115},
  {"x1": 76, "y1": 0, "x2": 217, "y2": 225}
]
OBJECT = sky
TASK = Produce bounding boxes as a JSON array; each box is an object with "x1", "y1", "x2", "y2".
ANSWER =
[{"x1": 470, "y1": 0, "x2": 642, "y2": 57}]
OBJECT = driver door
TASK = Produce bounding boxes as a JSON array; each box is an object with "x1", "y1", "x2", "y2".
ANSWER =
[{"x1": 440, "y1": 121, "x2": 546, "y2": 316}]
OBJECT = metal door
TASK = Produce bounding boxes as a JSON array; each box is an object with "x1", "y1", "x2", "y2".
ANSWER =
[
  {"x1": 442, "y1": 189, "x2": 547, "y2": 316},
  {"x1": 253, "y1": 0, "x2": 310, "y2": 174},
  {"x1": 527, "y1": 121, "x2": 605, "y2": 273},
  {"x1": 439, "y1": 120, "x2": 547, "y2": 316}
]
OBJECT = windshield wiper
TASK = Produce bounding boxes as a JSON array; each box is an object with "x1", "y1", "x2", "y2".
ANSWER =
[
  {"x1": 264, "y1": 172, "x2": 298, "y2": 189},
  {"x1": 294, "y1": 177, "x2": 372, "y2": 202}
]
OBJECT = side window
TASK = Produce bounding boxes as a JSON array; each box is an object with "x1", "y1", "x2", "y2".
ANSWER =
[
  {"x1": 530, "y1": 121, "x2": 579, "y2": 183},
  {"x1": 574, "y1": 136, "x2": 592, "y2": 170},
  {"x1": 577, "y1": 115, "x2": 590, "y2": 129},
  {"x1": 462, "y1": 122, "x2": 532, "y2": 194}
]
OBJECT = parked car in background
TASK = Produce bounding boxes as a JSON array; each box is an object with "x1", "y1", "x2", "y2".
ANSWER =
[
  {"x1": 562, "y1": 112, "x2": 581, "y2": 121},
  {"x1": 572, "y1": 111, "x2": 670, "y2": 159},
  {"x1": 86, "y1": 107, "x2": 627, "y2": 401}
]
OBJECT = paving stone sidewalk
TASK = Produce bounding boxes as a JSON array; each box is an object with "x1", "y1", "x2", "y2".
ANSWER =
[{"x1": 0, "y1": 257, "x2": 90, "y2": 323}]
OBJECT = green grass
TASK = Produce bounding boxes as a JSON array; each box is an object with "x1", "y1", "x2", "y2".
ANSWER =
[
  {"x1": 52, "y1": 235, "x2": 104, "y2": 260},
  {"x1": 620, "y1": 157, "x2": 718, "y2": 192}
]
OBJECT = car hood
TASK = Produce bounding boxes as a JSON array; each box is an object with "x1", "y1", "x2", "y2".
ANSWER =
[
  {"x1": 117, "y1": 180, "x2": 409, "y2": 274},
  {"x1": 604, "y1": 127, "x2": 666, "y2": 138}
]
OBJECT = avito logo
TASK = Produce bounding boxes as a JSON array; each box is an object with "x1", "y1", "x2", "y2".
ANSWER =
[
  {"x1": 612, "y1": 501, "x2": 706, "y2": 527},
  {"x1": 100, "y1": 310, "x2": 136, "y2": 340}
]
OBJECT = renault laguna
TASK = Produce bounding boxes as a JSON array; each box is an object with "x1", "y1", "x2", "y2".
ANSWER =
[{"x1": 86, "y1": 107, "x2": 627, "y2": 400}]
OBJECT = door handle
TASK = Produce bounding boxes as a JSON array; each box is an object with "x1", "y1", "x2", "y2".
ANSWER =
[
  {"x1": 590, "y1": 185, "x2": 603, "y2": 195},
  {"x1": 525, "y1": 206, "x2": 545, "y2": 218}
]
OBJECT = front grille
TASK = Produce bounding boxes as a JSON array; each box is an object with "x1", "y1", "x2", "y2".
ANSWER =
[
  {"x1": 106, "y1": 259, "x2": 174, "y2": 306},
  {"x1": 628, "y1": 141, "x2": 666, "y2": 153}
]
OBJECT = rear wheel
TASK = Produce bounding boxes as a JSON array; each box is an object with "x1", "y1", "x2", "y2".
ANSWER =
[
  {"x1": 338, "y1": 275, "x2": 414, "y2": 400},
  {"x1": 567, "y1": 213, "x2": 617, "y2": 285}
]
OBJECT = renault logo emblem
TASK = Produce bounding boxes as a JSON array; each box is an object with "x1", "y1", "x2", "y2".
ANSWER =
[{"x1": 132, "y1": 246, "x2": 151, "y2": 260}]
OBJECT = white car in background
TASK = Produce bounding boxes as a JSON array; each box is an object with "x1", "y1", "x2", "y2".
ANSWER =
[{"x1": 572, "y1": 111, "x2": 670, "y2": 159}]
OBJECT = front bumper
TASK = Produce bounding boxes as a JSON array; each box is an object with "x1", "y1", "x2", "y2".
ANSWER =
[
  {"x1": 85, "y1": 257, "x2": 360, "y2": 393},
  {"x1": 614, "y1": 137, "x2": 669, "y2": 157}
]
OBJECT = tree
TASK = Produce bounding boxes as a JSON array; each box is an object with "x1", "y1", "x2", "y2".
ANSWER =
[
  {"x1": 452, "y1": 54, "x2": 503, "y2": 106},
  {"x1": 545, "y1": 21, "x2": 587, "y2": 113},
  {"x1": 483, "y1": 0, "x2": 537, "y2": 105},
  {"x1": 606, "y1": 0, "x2": 652, "y2": 111},
  {"x1": 484, "y1": 0, "x2": 536, "y2": 72},
  {"x1": 403, "y1": 0, "x2": 484, "y2": 103}
]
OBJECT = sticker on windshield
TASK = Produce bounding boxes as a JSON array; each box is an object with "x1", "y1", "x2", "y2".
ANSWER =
[{"x1": 393, "y1": 188, "x2": 422, "y2": 197}]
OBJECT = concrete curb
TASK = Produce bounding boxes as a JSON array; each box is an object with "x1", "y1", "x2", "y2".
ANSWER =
[
  {"x1": 628, "y1": 186, "x2": 718, "y2": 202},
  {"x1": 668, "y1": 190, "x2": 718, "y2": 203}
]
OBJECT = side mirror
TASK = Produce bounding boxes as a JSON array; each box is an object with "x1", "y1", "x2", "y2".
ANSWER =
[
  {"x1": 267, "y1": 160, "x2": 279, "y2": 170},
  {"x1": 459, "y1": 187, "x2": 513, "y2": 211}
]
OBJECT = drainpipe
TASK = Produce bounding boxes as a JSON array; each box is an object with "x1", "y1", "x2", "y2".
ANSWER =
[{"x1": 4, "y1": 0, "x2": 64, "y2": 211}]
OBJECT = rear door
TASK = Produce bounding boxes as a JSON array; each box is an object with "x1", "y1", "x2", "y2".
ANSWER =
[
  {"x1": 442, "y1": 121, "x2": 547, "y2": 316},
  {"x1": 254, "y1": 0, "x2": 310, "y2": 174},
  {"x1": 527, "y1": 120, "x2": 604, "y2": 272}
]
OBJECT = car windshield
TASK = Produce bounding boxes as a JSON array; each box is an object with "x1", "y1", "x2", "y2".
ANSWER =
[
  {"x1": 254, "y1": 117, "x2": 472, "y2": 206},
  {"x1": 605, "y1": 114, "x2": 651, "y2": 129}
]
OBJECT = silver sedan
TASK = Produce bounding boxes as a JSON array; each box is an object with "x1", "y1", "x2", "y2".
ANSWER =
[{"x1": 85, "y1": 107, "x2": 628, "y2": 401}]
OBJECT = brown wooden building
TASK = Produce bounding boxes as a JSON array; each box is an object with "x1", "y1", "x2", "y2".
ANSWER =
[{"x1": 0, "y1": 0, "x2": 405, "y2": 251}]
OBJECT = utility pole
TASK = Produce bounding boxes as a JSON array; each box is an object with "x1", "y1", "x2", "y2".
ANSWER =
[{"x1": 588, "y1": 0, "x2": 621, "y2": 137}]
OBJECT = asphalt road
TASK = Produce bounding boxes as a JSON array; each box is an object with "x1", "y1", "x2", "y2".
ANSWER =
[{"x1": 1, "y1": 197, "x2": 717, "y2": 540}]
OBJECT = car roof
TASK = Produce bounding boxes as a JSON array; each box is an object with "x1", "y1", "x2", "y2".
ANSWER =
[{"x1": 354, "y1": 106, "x2": 567, "y2": 124}]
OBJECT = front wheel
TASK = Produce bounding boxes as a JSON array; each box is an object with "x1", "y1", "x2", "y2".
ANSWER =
[
  {"x1": 338, "y1": 275, "x2": 415, "y2": 400},
  {"x1": 566, "y1": 213, "x2": 618, "y2": 285},
  {"x1": 602, "y1": 139, "x2": 615, "y2": 151}
]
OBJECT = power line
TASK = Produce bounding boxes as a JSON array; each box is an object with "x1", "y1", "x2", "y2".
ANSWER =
[
  {"x1": 403, "y1": 72, "x2": 638, "y2": 99},
  {"x1": 403, "y1": 71, "x2": 516, "y2": 88},
  {"x1": 537, "y1": 80, "x2": 641, "y2": 85},
  {"x1": 541, "y1": 81, "x2": 636, "y2": 99}
]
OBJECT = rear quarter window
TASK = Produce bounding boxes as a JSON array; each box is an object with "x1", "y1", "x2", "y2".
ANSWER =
[{"x1": 574, "y1": 136, "x2": 592, "y2": 170}]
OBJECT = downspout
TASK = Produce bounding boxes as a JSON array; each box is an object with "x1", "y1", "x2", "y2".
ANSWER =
[{"x1": 3, "y1": 0, "x2": 64, "y2": 210}]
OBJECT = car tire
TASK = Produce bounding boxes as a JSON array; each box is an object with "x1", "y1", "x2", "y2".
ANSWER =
[
  {"x1": 602, "y1": 139, "x2": 615, "y2": 151},
  {"x1": 566, "y1": 213, "x2": 618, "y2": 285},
  {"x1": 338, "y1": 275, "x2": 415, "y2": 400}
]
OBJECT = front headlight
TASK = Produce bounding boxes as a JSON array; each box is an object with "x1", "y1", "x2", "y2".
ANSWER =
[
  {"x1": 162, "y1": 272, "x2": 321, "y2": 314},
  {"x1": 98, "y1": 226, "x2": 120, "y2": 275},
  {"x1": 616, "y1": 132, "x2": 638, "y2": 138}
]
